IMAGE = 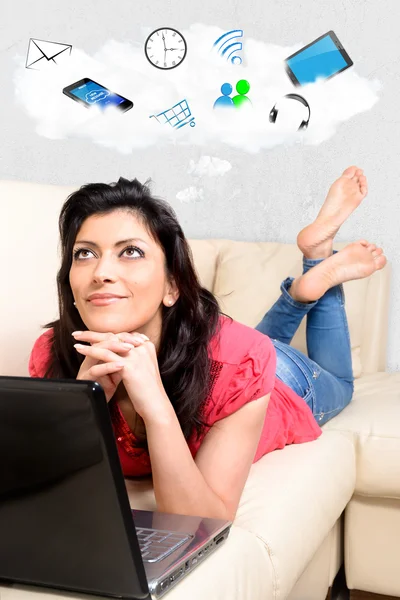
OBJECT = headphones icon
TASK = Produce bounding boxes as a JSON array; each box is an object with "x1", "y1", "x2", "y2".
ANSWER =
[{"x1": 269, "y1": 93, "x2": 311, "y2": 131}]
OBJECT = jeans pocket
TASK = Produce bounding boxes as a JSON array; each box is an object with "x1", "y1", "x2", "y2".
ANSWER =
[
  {"x1": 274, "y1": 342, "x2": 314, "y2": 400},
  {"x1": 275, "y1": 356, "x2": 309, "y2": 399},
  {"x1": 274, "y1": 340, "x2": 320, "y2": 413}
]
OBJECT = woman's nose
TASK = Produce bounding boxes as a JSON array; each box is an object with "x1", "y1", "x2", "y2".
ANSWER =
[{"x1": 92, "y1": 255, "x2": 118, "y2": 282}]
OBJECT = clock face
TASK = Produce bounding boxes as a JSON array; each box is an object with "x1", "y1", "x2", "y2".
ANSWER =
[{"x1": 144, "y1": 27, "x2": 187, "y2": 70}]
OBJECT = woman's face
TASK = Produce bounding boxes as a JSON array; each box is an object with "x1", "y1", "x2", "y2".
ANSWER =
[{"x1": 69, "y1": 210, "x2": 178, "y2": 342}]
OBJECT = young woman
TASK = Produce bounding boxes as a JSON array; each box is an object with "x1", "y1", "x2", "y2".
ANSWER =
[{"x1": 29, "y1": 166, "x2": 386, "y2": 521}]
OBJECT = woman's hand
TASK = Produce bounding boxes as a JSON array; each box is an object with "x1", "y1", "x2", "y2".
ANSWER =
[
  {"x1": 73, "y1": 331, "x2": 173, "y2": 421},
  {"x1": 74, "y1": 332, "x2": 135, "y2": 402}
]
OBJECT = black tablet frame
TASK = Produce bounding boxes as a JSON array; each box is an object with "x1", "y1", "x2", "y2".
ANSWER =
[{"x1": 285, "y1": 30, "x2": 353, "y2": 86}]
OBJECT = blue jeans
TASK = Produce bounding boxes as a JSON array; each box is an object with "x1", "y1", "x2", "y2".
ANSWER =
[{"x1": 255, "y1": 251, "x2": 354, "y2": 426}]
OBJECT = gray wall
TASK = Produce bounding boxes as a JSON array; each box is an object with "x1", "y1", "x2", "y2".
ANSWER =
[{"x1": 1, "y1": 0, "x2": 399, "y2": 371}]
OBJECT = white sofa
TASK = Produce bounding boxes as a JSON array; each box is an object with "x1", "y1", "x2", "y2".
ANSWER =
[{"x1": 1, "y1": 179, "x2": 400, "y2": 600}]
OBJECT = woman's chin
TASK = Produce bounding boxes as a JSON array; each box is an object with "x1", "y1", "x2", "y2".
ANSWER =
[
  {"x1": 79, "y1": 305, "x2": 151, "y2": 334},
  {"x1": 83, "y1": 315, "x2": 130, "y2": 334}
]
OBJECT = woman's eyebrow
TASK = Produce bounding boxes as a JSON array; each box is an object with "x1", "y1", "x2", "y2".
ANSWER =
[{"x1": 74, "y1": 237, "x2": 149, "y2": 248}]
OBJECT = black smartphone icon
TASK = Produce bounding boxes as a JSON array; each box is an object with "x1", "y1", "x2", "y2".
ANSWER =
[{"x1": 62, "y1": 78, "x2": 133, "y2": 112}]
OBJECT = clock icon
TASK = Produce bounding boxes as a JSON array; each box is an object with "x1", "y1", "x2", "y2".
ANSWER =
[{"x1": 144, "y1": 27, "x2": 187, "y2": 70}]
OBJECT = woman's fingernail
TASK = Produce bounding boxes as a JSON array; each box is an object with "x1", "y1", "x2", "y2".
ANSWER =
[
  {"x1": 72, "y1": 331, "x2": 82, "y2": 336},
  {"x1": 122, "y1": 343, "x2": 134, "y2": 349},
  {"x1": 73, "y1": 344, "x2": 84, "y2": 348}
]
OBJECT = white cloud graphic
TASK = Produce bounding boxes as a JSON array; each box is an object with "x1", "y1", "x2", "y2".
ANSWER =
[
  {"x1": 188, "y1": 156, "x2": 232, "y2": 178},
  {"x1": 176, "y1": 186, "x2": 204, "y2": 203},
  {"x1": 12, "y1": 23, "x2": 382, "y2": 154}
]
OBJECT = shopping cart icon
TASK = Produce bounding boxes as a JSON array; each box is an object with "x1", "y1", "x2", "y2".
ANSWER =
[{"x1": 149, "y1": 98, "x2": 196, "y2": 129}]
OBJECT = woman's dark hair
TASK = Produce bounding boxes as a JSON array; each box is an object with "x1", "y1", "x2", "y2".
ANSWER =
[{"x1": 43, "y1": 176, "x2": 223, "y2": 444}]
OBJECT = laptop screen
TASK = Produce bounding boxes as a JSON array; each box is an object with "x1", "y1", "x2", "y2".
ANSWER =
[{"x1": 0, "y1": 377, "x2": 150, "y2": 599}]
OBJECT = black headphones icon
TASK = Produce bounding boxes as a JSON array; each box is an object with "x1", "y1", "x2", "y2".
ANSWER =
[{"x1": 269, "y1": 93, "x2": 311, "y2": 131}]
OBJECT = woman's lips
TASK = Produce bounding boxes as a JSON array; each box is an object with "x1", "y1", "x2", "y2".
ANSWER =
[{"x1": 88, "y1": 297, "x2": 126, "y2": 306}]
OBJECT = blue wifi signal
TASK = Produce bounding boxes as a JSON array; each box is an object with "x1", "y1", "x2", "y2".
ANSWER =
[{"x1": 213, "y1": 29, "x2": 244, "y2": 65}]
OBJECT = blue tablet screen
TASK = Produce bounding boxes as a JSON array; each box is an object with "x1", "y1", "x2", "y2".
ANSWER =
[{"x1": 287, "y1": 35, "x2": 349, "y2": 85}]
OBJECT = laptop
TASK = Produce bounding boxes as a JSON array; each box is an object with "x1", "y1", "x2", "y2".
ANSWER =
[{"x1": 0, "y1": 376, "x2": 232, "y2": 599}]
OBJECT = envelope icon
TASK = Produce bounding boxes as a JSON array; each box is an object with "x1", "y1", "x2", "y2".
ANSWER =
[{"x1": 25, "y1": 38, "x2": 72, "y2": 70}]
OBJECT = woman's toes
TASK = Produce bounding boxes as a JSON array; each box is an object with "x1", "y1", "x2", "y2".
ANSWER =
[
  {"x1": 374, "y1": 254, "x2": 387, "y2": 269},
  {"x1": 359, "y1": 175, "x2": 368, "y2": 193},
  {"x1": 343, "y1": 165, "x2": 358, "y2": 178},
  {"x1": 359, "y1": 239, "x2": 370, "y2": 247},
  {"x1": 372, "y1": 247, "x2": 383, "y2": 257},
  {"x1": 359, "y1": 175, "x2": 367, "y2": 186}
]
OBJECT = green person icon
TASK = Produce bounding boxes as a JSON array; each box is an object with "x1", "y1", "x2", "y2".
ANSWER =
[{"x1": 232, "y1": 79, "x2": 251, "y2": 108}]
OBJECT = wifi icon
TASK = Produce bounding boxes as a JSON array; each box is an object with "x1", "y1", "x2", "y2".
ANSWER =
[{"x1": 213, "y1": 29, "x2": 244, "y2": 65}]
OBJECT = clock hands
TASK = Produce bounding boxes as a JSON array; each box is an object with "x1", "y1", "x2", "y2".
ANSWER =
[{"x1": 162, "y1": 33, "x2": 168, "y2": 63}]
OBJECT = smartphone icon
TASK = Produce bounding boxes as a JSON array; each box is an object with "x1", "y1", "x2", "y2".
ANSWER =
[{"x1": 62, "y1": 78, "x2": 133, "y2": 112}]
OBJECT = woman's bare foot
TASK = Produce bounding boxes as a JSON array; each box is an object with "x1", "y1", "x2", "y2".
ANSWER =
[
  {"x1": 297, "y1": 166, "x2": 368, "y2": 259},
  {"x1": 289, "y1": 240, "x2": 387, "y2": 303}
]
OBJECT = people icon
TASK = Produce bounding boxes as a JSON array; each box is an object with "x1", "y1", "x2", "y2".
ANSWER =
[
  {"x1": 213, "y1": 80, "x2": 251, "y2": 110},
  {"x1": 232, "y1": 79, "x2": 251, "y2": 108},
  {"x1": 213, "y1": 83, "x2": 234, "y2": 109}
]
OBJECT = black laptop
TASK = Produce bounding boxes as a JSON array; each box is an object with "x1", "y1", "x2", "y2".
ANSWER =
[{"x1": 0, "y1": 376, "x2": 232, "y2": 599}]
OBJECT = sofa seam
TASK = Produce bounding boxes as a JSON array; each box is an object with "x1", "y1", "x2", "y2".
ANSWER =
[
  {"x1": 324, "y1": 429, "x2": 400, "y2": 440},
  {"x1": 211, "y1": 246, "x2": 221, "y2": 293},
  {"x1": 349, "y1": 491, "x2": 400, "y2": 500},
  {"x1": 251, "y1": 532, "x2": 279, "y2": 599}
]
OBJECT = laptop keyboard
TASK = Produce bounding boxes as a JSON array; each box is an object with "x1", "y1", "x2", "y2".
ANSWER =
[{"x1": 136, "y1": 527, "x2": 192, "y2": 563}]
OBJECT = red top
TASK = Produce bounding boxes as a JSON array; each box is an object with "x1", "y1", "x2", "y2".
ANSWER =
[{"x1": 28, "y1": 315, "x2": 322, "y2": 476}]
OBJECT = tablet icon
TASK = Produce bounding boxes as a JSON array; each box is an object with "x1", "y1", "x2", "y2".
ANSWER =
[{"x1": 285, "y1": 30, "x2": 353, "y2": 86}]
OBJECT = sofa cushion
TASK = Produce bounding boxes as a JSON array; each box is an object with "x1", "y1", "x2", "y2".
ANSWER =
[
  {"x1": 322, "y1": 372, "x2": 400, "y2": 498},
  {"x1": 233, "y1": 430, "x2": 355, "y2": 599},
  {"x1": 125, "y1": 429, "x2": 355, "y2": 600}
]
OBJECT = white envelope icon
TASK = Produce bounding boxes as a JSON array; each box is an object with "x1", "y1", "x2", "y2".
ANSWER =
[{"x1": 25, "y1": 38, "x2": 72, "y2": 70}]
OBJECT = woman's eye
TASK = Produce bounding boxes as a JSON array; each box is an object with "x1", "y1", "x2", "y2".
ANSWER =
[
  {"x1": 124, "y1": 246, "x2": 144, "y2": 258},
  {"x1": 73, "y1": 249, "x2": 93, "y2": 260}
]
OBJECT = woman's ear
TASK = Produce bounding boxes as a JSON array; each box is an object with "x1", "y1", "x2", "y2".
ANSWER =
[{"x1": 163, "y1": 278, "x2": 179, "y2": 307}]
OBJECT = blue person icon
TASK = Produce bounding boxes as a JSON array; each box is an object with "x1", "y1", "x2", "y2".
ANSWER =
[{"x1": 213, "y1": 82, "x2": 235, "y2": 109}]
